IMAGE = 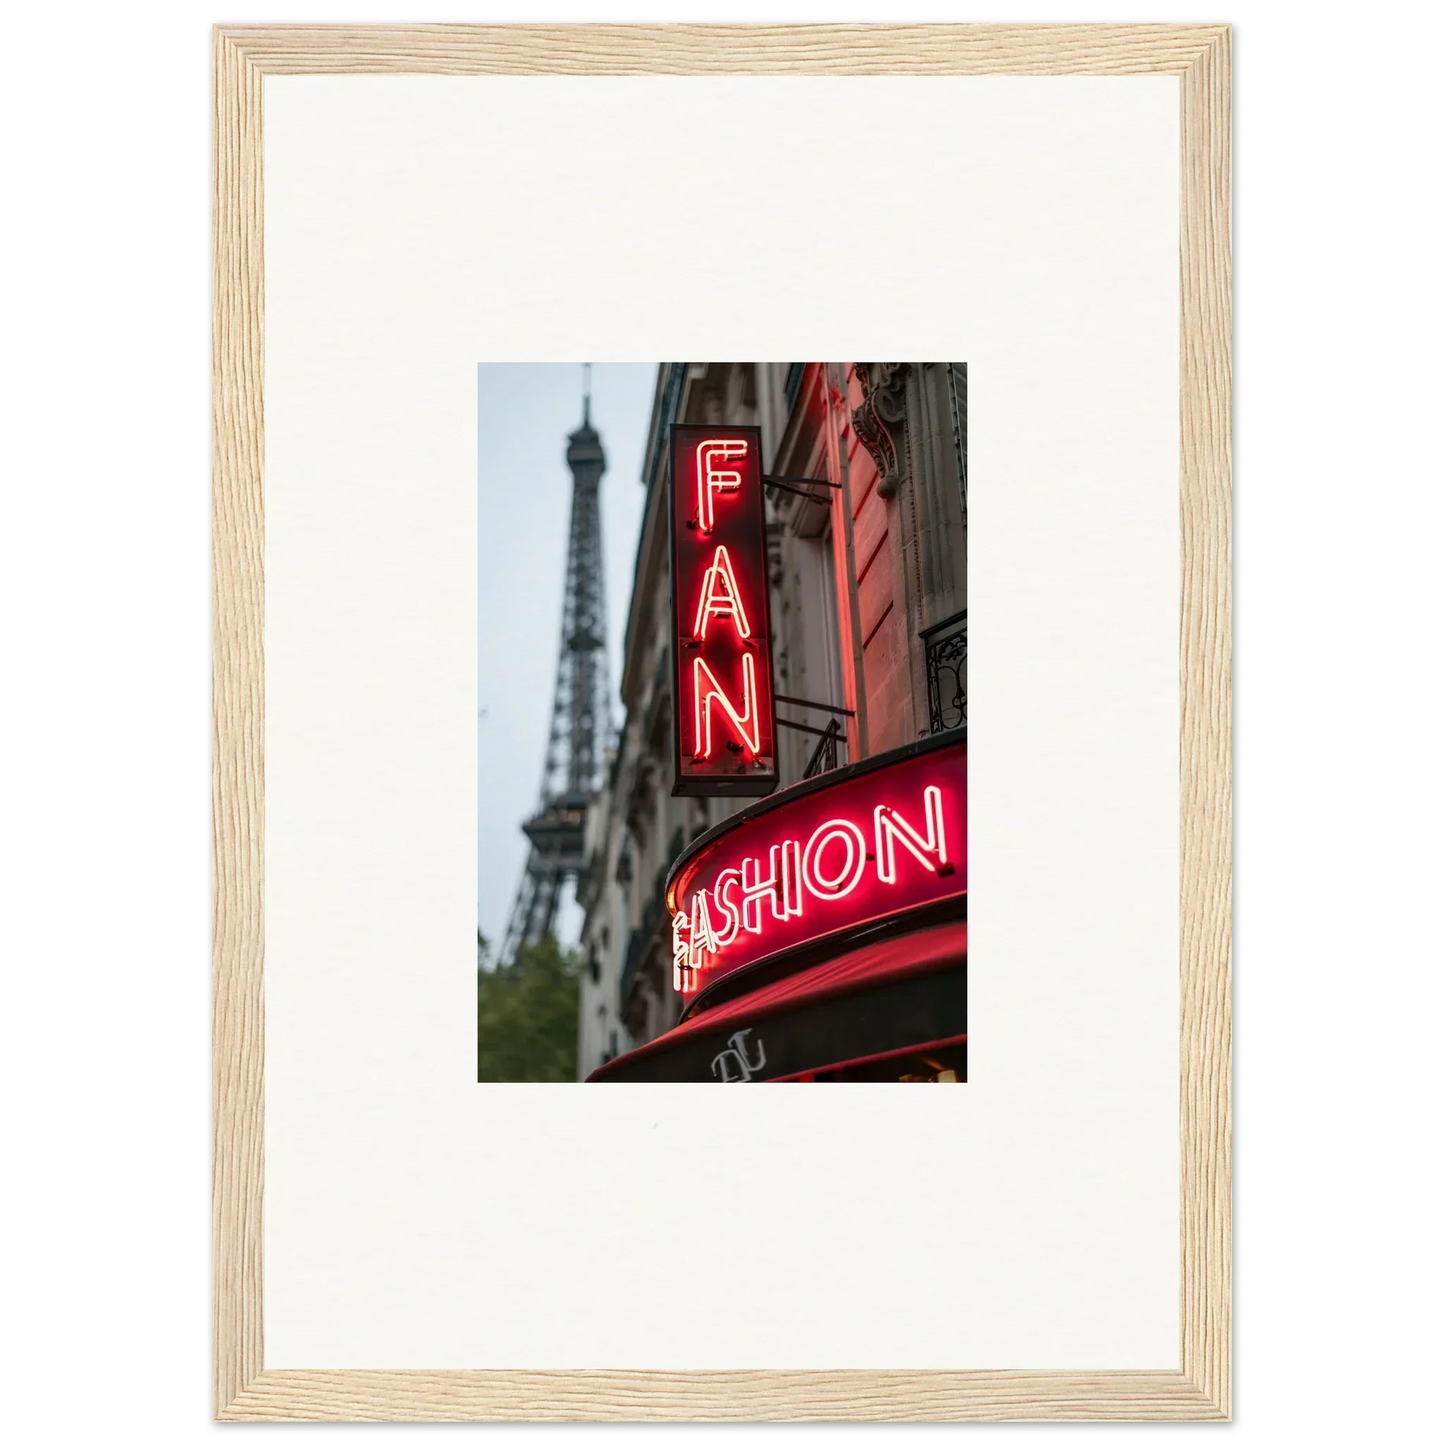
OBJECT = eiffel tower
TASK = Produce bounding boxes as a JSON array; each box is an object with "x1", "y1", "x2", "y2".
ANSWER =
[{"x1": 498, "y1": 368, "x2": 612, "y2": 965}]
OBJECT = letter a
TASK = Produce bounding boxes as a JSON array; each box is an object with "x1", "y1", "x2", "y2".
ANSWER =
[{"x1": 693, "y1": 544, "x2": 752, "y2": 640}]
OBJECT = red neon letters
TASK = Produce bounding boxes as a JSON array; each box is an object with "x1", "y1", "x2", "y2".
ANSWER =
[
  {"x1": 692, "y1": 545, "x2": 751, "y2": 640},
  {"x1": 667, "y1": 736, "x2": 967, "y2": 995},
  {"x1": 693, "y1": 652, "x2": 761, "y2": 759},
  {"x1": 695, "y1": 438, "x2": 747, "y2": 532},
  {"x1": 669, "y1": 424, "x2": 777, "y2": 796}
]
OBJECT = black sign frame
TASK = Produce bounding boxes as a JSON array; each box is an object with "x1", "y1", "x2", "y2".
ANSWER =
[{"x1": 668, "y1": 422, "x2": 778, "y2": 797}]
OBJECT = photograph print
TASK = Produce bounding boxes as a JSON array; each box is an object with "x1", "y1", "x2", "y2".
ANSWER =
[{"x1": 478, "y1": 363, "x2": 967, "y2": 1083}]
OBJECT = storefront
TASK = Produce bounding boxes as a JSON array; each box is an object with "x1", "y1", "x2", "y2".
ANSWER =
[{"x1": 588, "y1": 730, "x2": 966, "y2": 1082}]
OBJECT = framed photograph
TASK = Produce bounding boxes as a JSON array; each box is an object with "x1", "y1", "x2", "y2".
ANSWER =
[{"x1": 215, "y1": 23, "x2": 1230, "y2": 1421}]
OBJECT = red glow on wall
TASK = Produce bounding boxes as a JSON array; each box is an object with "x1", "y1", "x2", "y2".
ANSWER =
[
  {"x1": 666, "y1": 736, "x2": 967, "y2": 996},
  {"x1": 669, "y1": 424, "x2": 777, "y2": 796}
]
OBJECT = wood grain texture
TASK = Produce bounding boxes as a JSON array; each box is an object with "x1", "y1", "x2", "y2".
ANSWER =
[
  {"x1": 1178, "y1": 27, "x2": 1233, "y2": 1421},
  {"x1": 212, "y1": 22, "x2": 1231, "y2": 1422},
  {"x1": 222, "y1": 22, "x2": 1228, "y2": 76},
  {"x1": 220, "y1": 1369, "x2": 1217, "y2": 1422},
  {"x1": 213, "y1": 26, "x2": 265, "y2": 1419}
]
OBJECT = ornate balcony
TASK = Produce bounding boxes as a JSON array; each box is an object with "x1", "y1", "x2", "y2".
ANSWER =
[
  {"x1": 920, "y1": 608, "x2": 967, "y2": 734},
  {"x1": 802, "y1": 716, "x2": 845, "y2": 779}
]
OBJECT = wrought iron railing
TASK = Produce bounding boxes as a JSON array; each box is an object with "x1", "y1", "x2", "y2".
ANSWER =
[
  {"x1": 802, "y1": 716, "x2": 845, "y2": 778},
  {"x1": 920, "y1": 608, "x2": 967, "y2": 733},
  {"x1": 776, "y1": 692, "x2": 853, "y2": 781}
]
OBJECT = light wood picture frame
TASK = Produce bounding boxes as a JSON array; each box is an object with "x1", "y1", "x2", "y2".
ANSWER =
[{"x1": 214, "y1": 22, "x2": 1230, "y2": 1422}]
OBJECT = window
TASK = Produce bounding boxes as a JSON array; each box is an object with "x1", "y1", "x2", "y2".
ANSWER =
[
  {"x1": 784, "y1": 362, "x2": 806, "y2": 413},
  {"x1": 779, "y1": 526, "x2": 846, "y2": 782}
]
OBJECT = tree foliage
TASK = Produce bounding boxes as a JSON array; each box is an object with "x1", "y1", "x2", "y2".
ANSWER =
[{"x1": 476, "y1": 934, "x2": 580, "y2": 1082}]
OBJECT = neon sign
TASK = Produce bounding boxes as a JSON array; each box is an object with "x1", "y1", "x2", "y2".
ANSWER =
[
  {"x1": 692, "y1": 545, "x2": 751, "y2": 639},
  {"x1": 669, "y1": 424, "x2": 777, "y2": 796},
  {"x1": 695, "y1": 438, "x2": 748, "y2": 532},
  {"x1": 667, "y1": 734, "x2": 967, "y2": 996}
]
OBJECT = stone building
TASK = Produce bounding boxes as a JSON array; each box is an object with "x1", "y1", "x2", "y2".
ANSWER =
[{"x1": 577, "y1": 362, "x2": 967, "y2": 1078}]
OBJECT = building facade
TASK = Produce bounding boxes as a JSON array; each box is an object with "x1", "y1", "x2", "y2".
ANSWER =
[{"x1": 577, "y1": 362, "x2": 967, "y2": 1079}]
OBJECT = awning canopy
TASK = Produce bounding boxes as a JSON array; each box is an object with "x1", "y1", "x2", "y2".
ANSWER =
[{"x1": 587, "y1": 919, "x2": 966, "y2": 1083}]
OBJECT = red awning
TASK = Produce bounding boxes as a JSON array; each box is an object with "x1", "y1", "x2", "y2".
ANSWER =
[{"x1": 587, "y1": 918, "x2": 966, "y2": 1082}]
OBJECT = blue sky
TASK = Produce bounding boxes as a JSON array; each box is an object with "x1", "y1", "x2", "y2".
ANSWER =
[{"x1": 476, "y1": 363, "x2": 656, "y2": 951}]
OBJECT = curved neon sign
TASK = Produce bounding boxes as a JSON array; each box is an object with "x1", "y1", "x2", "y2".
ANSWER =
[{"x1": 667, "y1": 735, "x2": 967, "y2": 995}]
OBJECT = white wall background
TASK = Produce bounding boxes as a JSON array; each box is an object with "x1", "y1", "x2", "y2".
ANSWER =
[{"x1": 263, "y1": 68, "x2": 1180, "y2": 1373}]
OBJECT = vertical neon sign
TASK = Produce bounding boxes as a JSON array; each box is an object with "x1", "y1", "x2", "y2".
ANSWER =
[{"x1": 669, "y1": 423, "x2": 777, "y2": 796}]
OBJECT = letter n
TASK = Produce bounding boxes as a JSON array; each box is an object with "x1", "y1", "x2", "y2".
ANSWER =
[
  {"x1": 874, "y1": 785, "x2": 948, "y2": 883},
  {"x1": 693, "y1": 653, "x2": 760, "y2": 759}
]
